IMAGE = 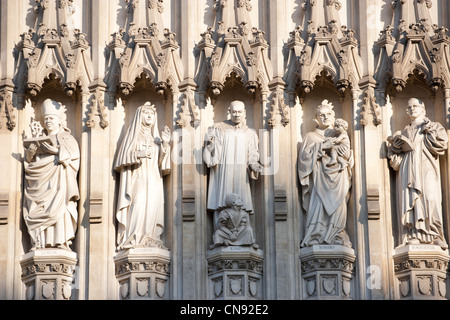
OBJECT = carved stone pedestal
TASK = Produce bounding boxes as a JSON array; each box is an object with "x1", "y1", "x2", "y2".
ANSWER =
[
  {"x1": 114, "y1": 247, "x2": 171, "y2": 300},
  {"x1": 20, "y1": 249, "x2": 77, "y2": 300},
  {"x1": 299, "y1": 245, "x2": 356, "y2": 300},
  {"x1": 207, "y1": 246, "x2": 264, "y2": 300},
  {"x1": 393, "y1": 244, "x2": 449, "y2": 300}
]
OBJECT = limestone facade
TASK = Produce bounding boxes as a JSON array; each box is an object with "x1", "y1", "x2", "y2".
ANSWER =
[{"x1": 1, "y1": 0, "x2": 450, "y2": 300}]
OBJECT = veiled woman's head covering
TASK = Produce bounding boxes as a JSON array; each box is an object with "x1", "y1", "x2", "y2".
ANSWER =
[{"x1": 114, "y1": 102, "x2": 161, "y2": 171}]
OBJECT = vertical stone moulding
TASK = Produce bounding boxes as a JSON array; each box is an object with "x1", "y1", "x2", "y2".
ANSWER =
[
  {"x1": 19, "y1": 249, "x2": 78, "y2": 300},
  {"x1": 299, "y1": 245, "x2": 356, "y2": 300},
  {"x1": 207, "y1": 246, "x2": 264, "y2": 300},
  {"x1": 114, "y1": 247, "x2": 171, "y2": 300}
]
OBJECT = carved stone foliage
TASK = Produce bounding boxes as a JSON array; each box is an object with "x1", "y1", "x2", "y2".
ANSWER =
[
  {"x1": 106, "y1": 0, "x2": 183, "y2": 98},
  {"x1": 114, "y1": 248, "x2": 171, "y2": 300},
  {"x1": 86, "y1": 90, "x2": 108, "y2": 129},
  {"x1": 393, "y1": 245, "x2": 450, "y2": 300},
  {"x1": 0, "y1": 90, "x2": 15, "y2": 131},
  {"x1": 207, "y1": 246, "x2": 264, "y2": 300},
  {"x1": 268, "y1": 87, "x2": 289, "y2": 128},
  {"x1": 284, "y1": 1, "x2": 362, "y2": 100},
  {"x1": 14, "y1": 1, "x2": 94, "y2": 98},
  {"x1": 299, "y1": 245, "x2": 356, "y2": 300},
  {"x1": 195, "y1": 0, "x2": 273, "y2": 98},
  {"x1": 20, "y1": 249, "x2": 78, "y2": 300},
  {"x1": 375, "y1": 0, "x2": 450, "y2": 93},
  {"x1": 360, "y1": 86, "x2": 382, "y2": 127},
  {"x1": 176, "y1": 88, "x2": 200, "y2": 128}
]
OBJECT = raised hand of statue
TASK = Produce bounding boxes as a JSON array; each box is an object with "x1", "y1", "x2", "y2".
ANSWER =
[
  {"x1": 250, "y1": 162, "x2": 263, "y2": 173},
  {"x1": 321, "y1": 138, "x2": 334, "y2": 151},
  {"x1": 25, "y1": 143, "x2": 38, "y2": 163},
  {"x1": 206, "y1": 127, "x2": 215, "y2": 152},
  {"x1": 40, "y1": 142, "x2": 59, "y2": 155},
  {"x1": 422, "y1": 119, "x2": 433, "y2": 134}
]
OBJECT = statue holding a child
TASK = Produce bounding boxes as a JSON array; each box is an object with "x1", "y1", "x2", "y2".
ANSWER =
[{"x1": 298, "y1": 100, "x2": 353, "y2": 248}]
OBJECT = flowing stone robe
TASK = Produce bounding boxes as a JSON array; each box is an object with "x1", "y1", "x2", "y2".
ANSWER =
[
  {"x1": 114, "y1": 107, "x2": 170, "y2": 250},
  {"x1": 213, "y1": 205, "x2": 255, "y2": 247},
  {"x1": 203, "y1": 120, "x2": 260, "y2": 214},
  {"x1": 388, "y1": 118, "x2": 448, "y2": 248},
  {"x1": 23, "y1": 128, "x2": 80, "y2": 249},
  {"x1": 298, "y1": 128, "x2": 353, "y2": 247}
]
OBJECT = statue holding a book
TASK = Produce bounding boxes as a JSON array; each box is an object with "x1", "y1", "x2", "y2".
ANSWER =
[
  {"x1": 387, "y1": 98, "x2": 448, "y2": 250},
  {"x1": 22, "y1": 99, "x2": 80, "y2": 251}
]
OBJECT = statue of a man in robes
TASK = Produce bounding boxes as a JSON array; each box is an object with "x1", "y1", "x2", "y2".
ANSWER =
[
  {"x1": 203, "y1": 100, "x2": 263, "y2": 241},
  {"x1": 387, "y1": 98, "x2": 448, "y2": 250},
  {"x1": 23, "y1": 99, "x2": 80, "y2": 251},
  {"x1": 298, "y1": 100, "x2": 353, "y2": 248},
  {"x1": 114, "y1": 103, "x2": 171, "y2": 250}
]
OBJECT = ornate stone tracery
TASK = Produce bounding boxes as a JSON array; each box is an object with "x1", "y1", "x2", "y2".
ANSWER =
[
  {"x1": 284, "y1": 0, "x2": 363, "y2": 102},
  {"x1": 375, "y1": 0, "x2": 450, "y2": 94},
  {"x1": 0, "y1": 0, "x2": 449, "y2": 303},
  {"x1": 195, "y1": 0, "x2": 273, "y2": 99},
  {"x1": 14, "y1": 1, "x2": 93, "y2": 99},
  {"x1": 106, "y1": 0, "x2": 183, "y2": 99}
]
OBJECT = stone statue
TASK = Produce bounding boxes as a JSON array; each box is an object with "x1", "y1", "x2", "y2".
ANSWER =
[
  {"x1": 203, "y1": 100, "x2": 263, "y2": 240},
  {"x1": 298, "y1": 100, "x2": 353, "y2": 248},
  {"x1": 327, "y1": 118, "x2": 350, "y2": 172},
  {"x1": 211, "y1": 193, "x2": 258, "y2": 249},
  {"x1": 387, "y1": 98, "x2": 448, "y2": 250},
  {"x1": 23, "y1": 99, "x2": 80, "y2": 251},
  {"x1": 114, "y1": 102, "x2": 171, "y2": 250}
]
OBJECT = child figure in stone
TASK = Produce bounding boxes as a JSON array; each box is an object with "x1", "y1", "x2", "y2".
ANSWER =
[{"x1": 327, "y1": 118, "x2": 350, "y2": 172}]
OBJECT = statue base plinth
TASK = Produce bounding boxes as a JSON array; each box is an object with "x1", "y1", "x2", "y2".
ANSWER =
[
  {"x1": 20, "y1": 249, "x2": 78, "y2": 300},
  {"x1": 114, "y1": 247, "x2": 171, "y2": 300},
  {"x1": 393, "y1": 244, "x2": 449, "y2": 300},
  {"x1": 299, "y1": 245, "x2": 356, "y2": 300},
  {"x1": 207, "y1": 246, "x2": 264, "y2": 300}
]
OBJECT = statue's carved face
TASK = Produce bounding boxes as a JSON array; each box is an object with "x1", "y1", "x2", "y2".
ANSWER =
[
  {"x1": 142, "y1": 108, "x2": 156, "y2": 127},
  {"x1": 315, "y1": 106, "x2": 334, "y2": 129},
  {"x1": 44, "y1": 114, "x2": 61, "y2": 133},
  {"x1": 230, "y1": 103, "x2": 245, "y2": 125},
  {"x1": 407, "y1": 99, "x2": 425, "y2": 120},
  {"x1": 233, "y1": 197, "x2": 244, "y2": 207}
]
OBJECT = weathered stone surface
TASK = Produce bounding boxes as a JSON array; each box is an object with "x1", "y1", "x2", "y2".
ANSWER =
[{"x1": 0, "y1": 0, "x2": 449, "y2": 301}]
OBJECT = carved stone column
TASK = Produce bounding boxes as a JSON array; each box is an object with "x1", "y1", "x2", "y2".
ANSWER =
[
  {"x1": 393, "y1": 245, "x2": 449, "y2": 300},
  {"x1": 114, "y1": 248, "x2": 171, "y2": 300},
  {"x1": 299, "y1": 245, "x2": 356, "y2": 300},
  {"x1": 207, "y1": 246, "x2": 264, "y2": 300},
  {"x1": 20, "y1": 249, "x2": 77, "y2": 300}
]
